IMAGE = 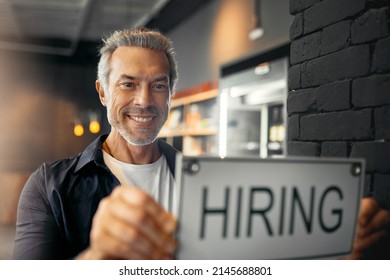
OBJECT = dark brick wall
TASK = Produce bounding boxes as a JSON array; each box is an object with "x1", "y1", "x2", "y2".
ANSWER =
[{"x1": 288, "y1": 0, "x2": 390, "y2": 209}]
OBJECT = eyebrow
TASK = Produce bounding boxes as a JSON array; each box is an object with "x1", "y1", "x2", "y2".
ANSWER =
[
  {"x1": 154, "y1": 76, "x2": 169, "y2": 83},
  {"x1": 118, "y1": 74, "x2": 169, "y2": 83}
]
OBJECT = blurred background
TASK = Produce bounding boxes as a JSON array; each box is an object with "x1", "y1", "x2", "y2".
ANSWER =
[
  {"x1": 0, "y1": 0, "x2": 292, "y2": 259},
  {"x1": 1, "y1": 0, "x2": 389, "y2": 261}
]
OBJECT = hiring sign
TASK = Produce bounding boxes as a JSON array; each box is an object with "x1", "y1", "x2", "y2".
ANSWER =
[{"x1": 174, "y1": 155, "x2": 364, "y2": 259}]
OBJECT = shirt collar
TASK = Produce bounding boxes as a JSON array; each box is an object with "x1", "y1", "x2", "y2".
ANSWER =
[
  {"x1": 75, "y1": 134, "x2": 108, "y2": 173},
  {"x1": 74, "y1": 134, "x2": 177, "y2": 175}
]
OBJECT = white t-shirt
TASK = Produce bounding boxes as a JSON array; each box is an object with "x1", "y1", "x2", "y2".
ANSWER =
[{"x1": 102, "y1": 150, "x2": 176, "y2": 213}]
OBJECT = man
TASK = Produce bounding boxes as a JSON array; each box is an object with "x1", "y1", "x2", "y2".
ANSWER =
[
  {"x1": 14, "y1": 27, "x2": 177, "y2": 260},
  {"x1": 13, "y1": 27, "x2": 390, "y2": 260}
]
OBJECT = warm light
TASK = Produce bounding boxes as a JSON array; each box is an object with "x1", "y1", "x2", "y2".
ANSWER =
[
  {"x1": 89, "y1": 120, "x2": 100, "y2": 134},
  {"x1": 249, "y1": 27, "x2": 264, "y2": 41},
  {"x1": 74, "y1": 124, "x2": 84, "y2": 136}
]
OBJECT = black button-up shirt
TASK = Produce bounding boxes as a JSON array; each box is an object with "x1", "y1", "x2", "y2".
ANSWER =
[{"x1": 12, "y1": 135, "x2": 177, "y2": 259}]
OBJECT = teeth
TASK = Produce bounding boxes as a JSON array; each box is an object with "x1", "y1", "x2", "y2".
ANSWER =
[{"x1": 131, "y1": 116, "x2": 153, "y2": 122}]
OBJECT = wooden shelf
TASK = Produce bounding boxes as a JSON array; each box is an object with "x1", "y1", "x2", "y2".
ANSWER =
[
  {"x1": 171, "y1": 89, "x2": 219, "y2": 108},
  {"x1": 160, "y1": 86, "x2": 219, "y2": 156},
  {"x1": 159, "y1": 129, "x2": 185, "y2": 138},
  {"x1": 185, "y1": 128, "x2": 217, "y2": 136},
  {"x1": 159, "y1": 128, "x2": 217, "y2": 138}
]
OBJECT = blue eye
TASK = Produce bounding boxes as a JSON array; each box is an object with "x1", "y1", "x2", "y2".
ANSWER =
[
  {"x1": 153, "y1": 83, "x2": 168, "y2": 91},
  {"x1": 122, "y1": 82, "x2": 135, "y2": 88}
]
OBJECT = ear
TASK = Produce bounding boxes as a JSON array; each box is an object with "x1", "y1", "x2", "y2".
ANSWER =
[{"x1": 96, "y1": 80, "x2": 106, "y2": 107}]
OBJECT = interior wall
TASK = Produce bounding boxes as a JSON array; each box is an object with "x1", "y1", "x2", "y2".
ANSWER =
[
  {"x1": 0, "y1": 51, "x2": 108, "y2": 224},
  {"x1": 168, "y1": 0, "x2": 293, "y2": 91},
  {"x1": 0, "y1": 0, "x2": 293, "y2": 257},
  {"x1": 0, "y1": 52, "x2": 105, "y2": 169},
  {"x1": 0, "y1": 0, "x2": 293, "y2": 179},
  {"x1": 287, "y1": 0, "x2": 390, "y2": 210}
]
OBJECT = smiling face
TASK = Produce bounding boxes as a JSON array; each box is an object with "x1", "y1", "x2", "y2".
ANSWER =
[{"x1": 99, "y1": 46, "x2": 171, "y2": 146}]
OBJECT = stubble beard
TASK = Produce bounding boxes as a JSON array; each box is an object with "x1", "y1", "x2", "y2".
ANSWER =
[{"x1": 106, "y1": 102, "x2": 168, "y2": 146}]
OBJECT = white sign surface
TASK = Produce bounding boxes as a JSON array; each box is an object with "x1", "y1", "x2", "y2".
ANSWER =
[{"x1": 175, "y1": 155, "x2": 364, "y2": 260}]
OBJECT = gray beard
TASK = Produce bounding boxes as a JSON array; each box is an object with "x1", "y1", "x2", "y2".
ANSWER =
[{"x1": 106, "y1": 105, "x2": 167, "y2": 146}]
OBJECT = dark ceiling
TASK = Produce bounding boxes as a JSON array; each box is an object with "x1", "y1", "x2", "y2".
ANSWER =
[{"x1": 0, "y1": 0, "x2": 212, "y2": 58}]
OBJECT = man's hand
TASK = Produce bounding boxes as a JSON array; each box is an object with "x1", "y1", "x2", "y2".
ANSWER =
[
  {"x1": 349, "y1": 198, "x2": 390, "y2": 259},
  {"x1": 77, "y1": 186, "x2": 177, "y2": 260}
]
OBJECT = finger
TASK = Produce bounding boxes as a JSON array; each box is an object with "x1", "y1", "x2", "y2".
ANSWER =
[
  {"x1": 341, "y1": 252, "x2": 360, "y2": 260},
  {"x1": 102, "y1": 214, "x2": 157, "y2": 258},
  {"x1": 103, "y1": 187, "x2": 177, "y2": 256},
  {"x1": 90, "y1": 200, "x2": 144, "y2": 259},
  {"x1": 105, "y1": 208, "x2": 177, "y2": 259},
  {"x1": 358, "y1": 198, "x2": 380, "y2": 227},
  {"x1": 153, "y1": 233, "x2": 178, "y2": 259},
  {"x1": 90, "y1": 221, "x2": 149, "y2": 260},
  {"x1": 114, "y1": 187, "x2": 177, "y2": 234},
  {"x1": 354, "y1": 230, "x2": 387, "y2": 252},
  {"x1": 111, "y1": 187, "x2": 177, "y2": 238},
  {"x1": 357, "y1": 209, "x2": 390, "y2": 238},
  {"x1": 92, "y1": 201, "x2": 162, "y2": 260},
  {"x1": 106, "y1": 196, "x2": 176, "y2": 254},
  {"x1": 348, "y1": 250, "x2": 363, "y2": 260},
  {"x1": 101, "y1": 195, "x2": 160, "y2": 240}
]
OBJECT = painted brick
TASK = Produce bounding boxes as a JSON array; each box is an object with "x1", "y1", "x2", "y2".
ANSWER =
[
  {"x1": 352, "y1": 74, "x2": 390, "y2": 108},
  {"x1": 320, "y1": 20, "x2": 351, "y2": 55},
  {"x1": 287, "y1": 114, "x2": 300, "y2": 140},
  {"x1": 290, "y1": 13, "x2": 304, "y2": 40},
  {"x1": 287, "y1": 89, "x2": 316, "y2": 114},
  {"x1": 290, "y1": 31, "x2": 321, "y2": 65},
  {"x1": 351, "y1": 8, "x2": 389, "y2": 44},
  {"x1": 287, "y1": 141, "x2": 320, "y2": 156},
  {"x1": 300, "y1": 109, "x2": 373, "y2": 141},
  {"x1": 351, "y1": 142, "x2": 390, "y2": 173},
  {"x1": 373, "y1": 37, "x2": 390, "y2": 72},
  {"x1": 316, "y1": 80, "x2": 350, "y2": 112},
  {"x1": 373, "y1": 173, "x2": 390, "y2": 210},
  {"x1": 321, "y1": 141, "x2": 349, "y2": 157},
  {"x1": 289, "y1": 0, "x2": 322, "y2": 15},
  {"x1": 290, "y1": 0, "x2": 390, "y2": 211},
  {"x1": 288, "y1": 64, "x2": 301, "y2": 90},
  {"x1": 375, "y1": 106, "x2": 390, "y2": 140},
  {"x1": 304, "y1": 0, "x2": 366, "y2": 34},
  {"x1": 301, "y1": 45, "x2": 369, "y2": 88}
]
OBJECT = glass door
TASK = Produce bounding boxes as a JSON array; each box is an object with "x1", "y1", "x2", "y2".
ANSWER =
[{"x1": 218, "y1": 44, "x2": 289, "y2": 158}]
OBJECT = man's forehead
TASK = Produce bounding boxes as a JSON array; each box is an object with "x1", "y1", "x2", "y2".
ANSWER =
[
  {"x1": 111, "y1": 46, "x2": 168, "y2": 67},
  {"x1": 111, "y1": 46, "x2": 166, "y2": 60},
  {"x1": 110, "y1": 47, "x2": 169, "y2": 81}
]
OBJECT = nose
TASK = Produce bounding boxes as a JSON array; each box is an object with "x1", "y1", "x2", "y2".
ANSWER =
[{"x1": 134, "y1": 85, "x2": 152, "y2": 107}]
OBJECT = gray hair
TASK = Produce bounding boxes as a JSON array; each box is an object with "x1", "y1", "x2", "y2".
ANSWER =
[{"x1": 97, "y1": 26, "x2": 178, "y2": 94}]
